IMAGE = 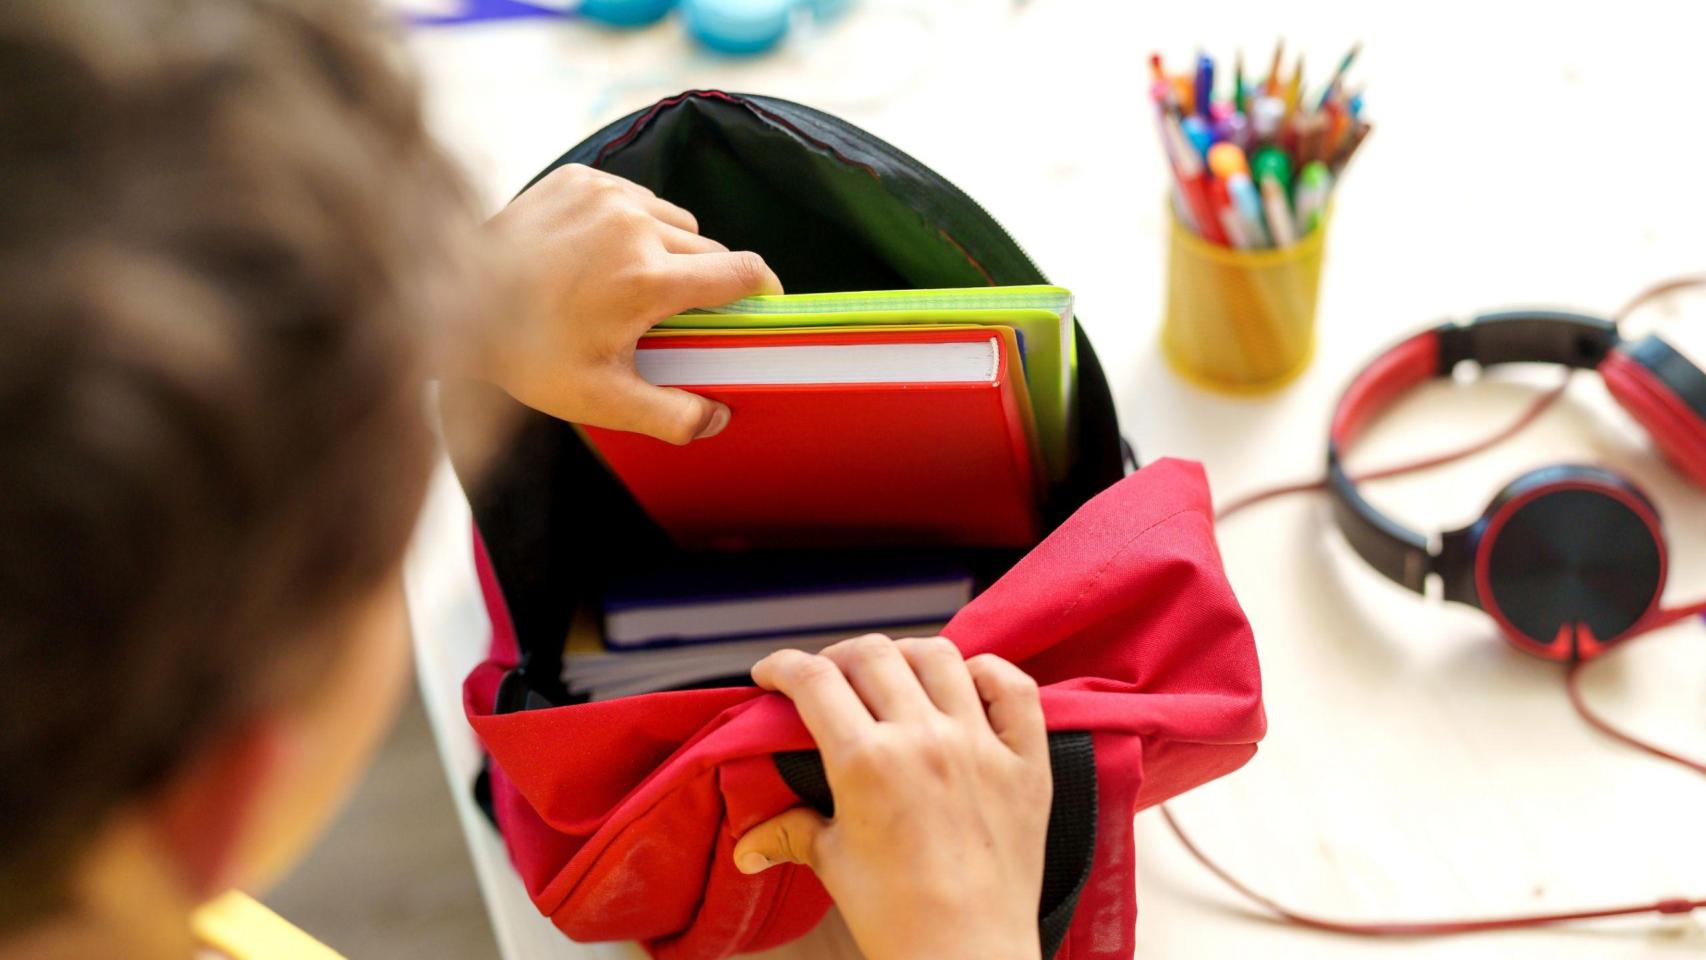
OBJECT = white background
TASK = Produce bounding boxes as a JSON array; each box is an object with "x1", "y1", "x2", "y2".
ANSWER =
[{"x1": 397, "y1": 1, "x2": 1706, "y2": 956}]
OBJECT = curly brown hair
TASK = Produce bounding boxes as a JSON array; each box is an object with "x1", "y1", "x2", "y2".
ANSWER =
[{"x1": 0, "y1": 0, "x2": 478, "y2": 929}]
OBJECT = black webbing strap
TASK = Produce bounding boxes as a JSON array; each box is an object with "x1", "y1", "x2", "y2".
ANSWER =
[{"x1": 774, "y1": 731, "x2": 1098, "y2": 960}]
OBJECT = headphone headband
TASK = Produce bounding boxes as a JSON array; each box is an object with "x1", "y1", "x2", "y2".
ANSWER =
[{"x1": 1325, "y1": 311, "x2": 1619, "y2": 596}]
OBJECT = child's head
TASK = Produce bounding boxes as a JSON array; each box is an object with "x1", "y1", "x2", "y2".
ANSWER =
[{"x1": 0, "y1": 0, "x2": 475, "y2": 941}]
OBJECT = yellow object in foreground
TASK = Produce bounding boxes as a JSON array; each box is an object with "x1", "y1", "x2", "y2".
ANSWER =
[
  {"x1": 1161, "y1": 208, "x2": 1328, "y2": 394},
  {"x1": 193, "y1": 891, "x2": 345, "y2": 960}
]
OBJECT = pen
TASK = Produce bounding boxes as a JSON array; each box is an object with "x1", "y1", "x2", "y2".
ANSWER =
[
  {"x1": 1149, "y1": 53, "x2": 1166, "y2": 86},
  {"x1": 1294, "y1": 160, "x2": 1332, "y2": 234},
  {"x1": 1194, "y1": 52, "x2": 1215, "y2": 119},
  {"x1": 1258, "y1": 178, "x2": 1295, "y2": 247},
  {"x1": 1227, "y1": 173, "x2": 1271, "y2": 249},
  {"x1": 1317, "y1": 41, "x2": 1362, "y2": 111}
]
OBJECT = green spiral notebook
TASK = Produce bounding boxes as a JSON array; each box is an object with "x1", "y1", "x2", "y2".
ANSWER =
[{"x1": 662, "y1": 286, "x2": 1077, "y2": 481}]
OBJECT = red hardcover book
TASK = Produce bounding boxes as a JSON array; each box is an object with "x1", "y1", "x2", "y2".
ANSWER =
[{"x1": 581, "y1": 326, "x2": 1042, "y2": 550}]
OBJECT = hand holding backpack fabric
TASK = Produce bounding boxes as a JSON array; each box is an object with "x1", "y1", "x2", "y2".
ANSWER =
[{"x1": 735, "y1": 637, "x2": 1052, "y2": 960}]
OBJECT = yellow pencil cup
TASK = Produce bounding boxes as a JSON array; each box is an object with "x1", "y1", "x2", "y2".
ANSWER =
[{"x1": 1160, "y1": 208, "x2": 1329, "y2": 394}]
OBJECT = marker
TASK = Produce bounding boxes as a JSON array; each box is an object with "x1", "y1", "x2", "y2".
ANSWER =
[
  {"x1": 1164, "y1": 113, "x2": 1230, "y2": 245},
  {"x1": 1180, "y1": 115, "x2": 1215, "y2": 158},
  {"x1": 1317, "y1": 41, "x2": 1363, "y2": 111},
  {"x1": 1249, "y1": 146, "x2": 1295, "y2": 246},
  {"x1": 1194, "y1": 52, "x2": 1215, "y2": 119},
  {"x1": 1251, "y1": 96, "x2": 1286, "y2": 143},
  {"x1": 1206, "y1": 142, "x2": 1249, "y2": 180},
  {"x1": 1251, "y1": 146, "x2": 1292, "y2": 189},
  {"x1": 1295, "y1": 160, "x2": 1332, "y2": 234},
  {"x1": 1148, "y1": 53, "x2": 1166, "y2": 85},
  {"x1": 1264, "y1": 38, "x2": 1285, "y2": 95},
  {"x1": 1211, "y1": 178, "x2": 1251, "y2": 249}
]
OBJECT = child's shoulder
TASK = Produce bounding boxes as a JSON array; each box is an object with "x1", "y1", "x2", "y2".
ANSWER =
[{"x1": 193, "y1": 891, "x2": 345, "y2": 960}]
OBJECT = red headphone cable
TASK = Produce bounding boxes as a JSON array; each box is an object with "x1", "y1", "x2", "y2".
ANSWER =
[{"x1": 1161, "y1": 276, "x2": 1706, "y2": 936}]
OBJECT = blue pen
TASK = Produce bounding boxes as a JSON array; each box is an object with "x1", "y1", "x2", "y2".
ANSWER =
[
  {"x1": 1194, "y1": 52, "x2": 1215, "y2": 119},
  {"x1": 1180, "y1": 115, "x2": 1215, "y2": 159}
]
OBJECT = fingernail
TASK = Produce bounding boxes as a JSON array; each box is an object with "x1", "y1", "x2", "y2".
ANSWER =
[
  {"x1": 736, "y1": 852, "x2": 772, "y2": 875},
  {"x1": 695, "y1": 404, "x2": 731, "y2": 440}
]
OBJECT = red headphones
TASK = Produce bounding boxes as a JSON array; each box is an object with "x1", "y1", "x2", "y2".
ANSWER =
[
  {"x1": 1327, "y1": 310, "x2": 1706, "y2": 661},
  {"x1": 1165, "y1": 289, "x2": 1706, "y2": 937}
]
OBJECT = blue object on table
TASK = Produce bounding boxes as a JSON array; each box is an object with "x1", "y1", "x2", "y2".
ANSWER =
[
  {"x1": 404, "y1": 0, "x2": 568, "y2": 27},
  {"x1": 582, "y1": 0, "x2": 679, "y2": 27},
  {"x1": 680, "y1": 0, "x2": 794, "y2": 54}
]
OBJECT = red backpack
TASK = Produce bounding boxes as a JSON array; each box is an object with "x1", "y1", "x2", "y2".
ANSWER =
[{"x1": 446, "y1": 93, "x2": 1264, "y2": 958}]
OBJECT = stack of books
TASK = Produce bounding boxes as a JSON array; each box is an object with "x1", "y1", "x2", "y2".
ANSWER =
[
  {"x1": 566, "y1": 286, "x2": 1078, "y2": 699},
  {"x1": 565, "y1": 552, "x2": 972, "y2": 701}
]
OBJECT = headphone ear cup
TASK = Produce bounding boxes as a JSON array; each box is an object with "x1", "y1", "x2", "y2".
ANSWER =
[
  {"x1": 1601, "y1": 335, "x2": 1706, "y2": 488},
  {"x1": 1474, "y1": 466, "x2": 1666, "y2": 660}
]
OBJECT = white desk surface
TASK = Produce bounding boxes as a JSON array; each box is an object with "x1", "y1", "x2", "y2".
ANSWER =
[{"x1": 397, "y1": 1, "x2": 1706, "y2": 956}]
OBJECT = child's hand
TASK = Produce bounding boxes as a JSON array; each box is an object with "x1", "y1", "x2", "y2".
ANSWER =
[
  {"x1": 736, "y1": 636, "x2": 1051, "y2": 960},
  {"x1": 481, "y1": 164, "x2": 781, "y2": 444}
]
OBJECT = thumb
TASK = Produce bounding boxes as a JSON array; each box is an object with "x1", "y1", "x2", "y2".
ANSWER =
[
  {"x1": 593, "y1": 366, "x2": 730, "y2": 446},
  {"x1": 733, "y1": 807, "x2": 828, "y2": 875}
]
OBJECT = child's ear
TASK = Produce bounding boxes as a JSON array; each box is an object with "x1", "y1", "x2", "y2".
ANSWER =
[{"x1": 144, "y1": 716, "x2": 296, "y2": 901}]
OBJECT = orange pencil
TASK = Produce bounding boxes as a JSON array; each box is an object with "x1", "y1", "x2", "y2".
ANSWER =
[{"x1": 1264, "y1": 38, "x2": 1285, "y2": 94}]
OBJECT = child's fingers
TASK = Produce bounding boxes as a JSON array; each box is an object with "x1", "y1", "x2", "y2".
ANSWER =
[
  {"x1": 652, "y1": 250, "x2": 782, "y2": 315},
  {"x1": 965, "y1": 654, "x2": 1046, "y2": 762},
  {"x1": 752, "y1": 649, "x2": 875, "y2": 756},
  {"x1": 657, "y1": 224, "x2": 729, "y2": 256},
  {"x1": 636, "y1": 194, "x2": 698, "y2": 234},
  {"x1": 568, "y1": 163, "x2": 701, "y2": 233},
  {"x1": 892, "y1": 636, "x2": 982, "y2": 719},
  {"x1": 733, "y1": 806, "x2": 829, "y2": 874},
  {"x1": 816, "y1": 634, "x2": 933, "y2": 722},
  {"x1": 590, "y1": 367, "x2": 729, "y2": 446}
]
